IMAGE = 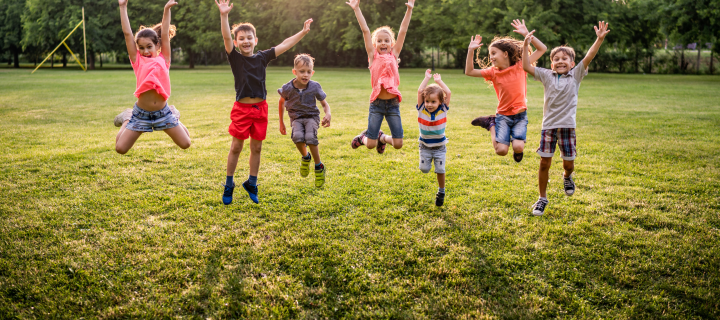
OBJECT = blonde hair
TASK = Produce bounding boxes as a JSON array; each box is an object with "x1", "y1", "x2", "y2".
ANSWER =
[
  {"x1": 550, "y1": 46, "x2": 576, "y2": 62},
  {"x1": 422, "y1": 84, "x2": 445, "y2": 104},
  {"x1": 135, "y1": 23, "x2": 176, "y2": 47},
  {"x1": 371, "y1": 26, "x2": 396, "y2": 45},
  {"x1": 294, "y1": 53, "x2": 315, "y2": 68}
]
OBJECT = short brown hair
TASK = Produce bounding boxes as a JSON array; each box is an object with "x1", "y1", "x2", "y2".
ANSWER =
[
  {"x1": 422, "y1": 84, "x2": 445, "y2": 103},
  {"x1": 135, "y1": 23, "x2": 176, "y2": 46},
  {"x1": 476, "y1": 36, "x2": 532, "y2": 69},
  {"x1": 232, "y1": 23, "x2": 256, "y2": 40},
  {"x1": 550, "y1": 46, "x2": 576, "y2": 62},
  {"x1": 294, "y1": 54, "x2": 315, "y2": 69}
]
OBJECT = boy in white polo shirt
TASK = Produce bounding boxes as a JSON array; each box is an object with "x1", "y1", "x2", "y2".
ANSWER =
[{"x1": 521, "y1": 22, "x2": 610, "y2": 216}]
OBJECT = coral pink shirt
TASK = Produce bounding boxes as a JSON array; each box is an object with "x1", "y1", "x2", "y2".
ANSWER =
[
  {"x1": 369, "y1": 51, "x2": 402, "y2": 103},
  {"x1": 131, "y1": 51, "x2": 171, "y2": 101},
  {"x1": 480, "y1": 62, "x2": 527, "y2": 116}
]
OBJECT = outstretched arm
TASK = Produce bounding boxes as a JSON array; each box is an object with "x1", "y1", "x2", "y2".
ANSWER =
[
  {"x1": 582, "y1": 21, "x2": 610, "y2": 69},
  {"x1": 464, "y1": 35, "x2": 483, "y2": 77},
  {"x1": 118, "y1": 0, "x2": 137, "y2": 64},
  {"x1": 417, "y1": 69, "x2": 432, "y2": 105},
  {"x1": 215, "y1": 0, "x2": 234, "y2": 54},
  {"x1": 274, "y1": 19, "x2": 313, "y2": 57},
  {"x1": 320, "y1": 100, "x2": 331, "y2": 127},
  {"x1": 346, "y1": 0, "x2": 374, "y2": 63},
  {"x1": 161, "y1": 0, "x2": 177, "y2": 63},
  {"x1": 433, "y1": 73, "x2": 452, "y2": 106},
  {"x1": 393, "y1": 0, "x2": 415, "y2": 57},
  {"x1": 278, "y1": 97, "x2": 287, "y2": 135},
  {"x1": 522, "y1": 31, "x2": 537, "y2": 77},
  {"x1": 511, "y1": 19, "x2": 547, "y2": 65}
]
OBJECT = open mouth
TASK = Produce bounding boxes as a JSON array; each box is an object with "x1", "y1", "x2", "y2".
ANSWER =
[{"x1": 379, "y1": 47, "x2": 388, "y2": 53}]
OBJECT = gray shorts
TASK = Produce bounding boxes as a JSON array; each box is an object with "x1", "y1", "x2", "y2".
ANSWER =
[
  {"x1": 291, "y1": 117, "x2": 319, "y2": 145},
  {"x1": 419, "y1": 144, "x2": 446, "y2": 174},
  {"x1": 126, "y1": 104, "x2": 179, "y2": 132}
]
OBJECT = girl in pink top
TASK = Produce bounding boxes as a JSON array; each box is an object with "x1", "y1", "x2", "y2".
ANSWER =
[
  {"x1": 347, "y1": 0, "x2": 415, "y2": 154},
  {"x1": 464, "y1": 20, "x2": 547, "y2": 162},
  {"x1": 113, "y1": 0, "x2": 191, "y2": 155}
]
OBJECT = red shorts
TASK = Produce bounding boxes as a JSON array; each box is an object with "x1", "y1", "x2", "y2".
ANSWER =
[{"x1": 228, "y1": 100, "x2": 269, "y2": 141}]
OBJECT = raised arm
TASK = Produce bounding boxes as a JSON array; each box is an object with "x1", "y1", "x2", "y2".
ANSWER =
[
  {"x1": 433, "y1": 73, "x2": 452, "y2": 106},
  {"x1": 417, "y1": 69, "x2": 432, "y2": 105},
  {"x1": 320, "y1": 100, "x2": 331, "y2": 128},
  {"x1": 278, "y1": 97, "x2": 287, "y2": 135},
  {"x1": 464, "y1": 35, "x2": 484, "y2": 77},
  {"x1": 118, "y1": 0, "x2": 136, "y2": 64},
  {"x1": 511, "y1": 19, "x2": 547, "y2": 65},
  {"x1": 522, "y1": 31, "x2": 537, "y2": 77},
  {"x1": 215, "y1": 0, "x2": 234, "y2": 54},
  {"x1": 274, "y1": 19, "x2": 313, "y2": 57},
  {"x1": 161, "y1": 0, "x2": 177, "y2": 63},
  {"x1": 393, "y1": 0, "x2": 415, "y2": 57},
  {"x1": 582, "y1": 21, "x2": 610, "y2": 69},
  {"x1": 346, "y1": 0, "x2": 374, "y2": 63}
]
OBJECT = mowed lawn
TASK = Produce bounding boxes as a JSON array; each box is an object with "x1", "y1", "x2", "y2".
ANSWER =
[{"x1": 1, "y1": 66, "x2": 719, "y2": 319}]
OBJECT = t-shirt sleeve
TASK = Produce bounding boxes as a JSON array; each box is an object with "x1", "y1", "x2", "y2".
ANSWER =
[
  {"x1": 480, "y1": 68, "x2": 495, "y2": 81},
  {"x1": 260, "y1": 48, "x2": 277, "y2": 67},
  {"x1": 533, "y1": 67, "x2": 550, "y2": 84},
  {"x1": 572, "y1": 60, "x2": 588, "y2": 83},
  {"x1": 314, "y1": 83, "x2": 327, "y2": 101},
  {"x1": 278, "y1": 83, "x2": 290, "y2": 100},
  {"x1": 130, "y1": 51, "x2": 141, "y2": 69},
  {"x1": 226, "y1": 46, "x2": 239, "y2": 65},
  {"x1": 416, "y1": 103, "x2": 423, "y2": 111}
]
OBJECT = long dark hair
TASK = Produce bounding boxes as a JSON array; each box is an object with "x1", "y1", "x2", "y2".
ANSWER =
[{"x1": 135, "y1": 23, "x2": 176, "y2": 48}]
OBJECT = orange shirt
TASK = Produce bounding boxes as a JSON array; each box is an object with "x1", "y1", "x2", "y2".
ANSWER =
[
  {"x1": 480, "y1": 62, "x2": 527, "y2": 116},
  {"x1": 131, "y1": 51, "x2": 171, "y2": 101},
  {"x1": 369, "y1": 51, "x2": 402, "y2": 103}
]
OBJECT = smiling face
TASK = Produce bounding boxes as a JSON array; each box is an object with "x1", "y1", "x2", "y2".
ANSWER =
[
  {"x1": 292, "y1": 63, "x2": 314, "y2": 87},
  {"x1": 234, "y1": 30, "x2": 258, "y2": 56},
  {"x1": 488, "y1": 46, "x2": 510, "y2": 69},
  {"x1": 551, "y1": 51, "x2": 576, "y2": 74},
  {"x1": 424, "y1": 92, "x2": 442, "y2": 113},
  {"x1": 136, "y1": 37, "x2": 159, "y2": 58},
  {"x1": 373, "y1": 31, "x2": 394, "y2": 54}
]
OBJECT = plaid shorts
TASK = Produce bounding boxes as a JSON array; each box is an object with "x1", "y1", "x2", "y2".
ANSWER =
[{"x1": 536, "y1": 128, "x2": 576, "y2": 160}]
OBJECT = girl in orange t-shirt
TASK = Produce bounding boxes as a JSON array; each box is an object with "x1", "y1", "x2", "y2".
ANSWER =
[
  {"x1": 464, "y1": 20, "x2": 547, "y2": 162},
  {"x1": 113, "y1": 0, "x2": 191, "y2": 155}
]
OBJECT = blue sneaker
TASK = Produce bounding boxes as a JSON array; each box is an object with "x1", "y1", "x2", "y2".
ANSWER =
[
  {"x1": 222, "y1": 183, "x2": 235, "y2": 205},
  {"x1": 242, "y1": 180, "x2": 259, "y2": 204}
]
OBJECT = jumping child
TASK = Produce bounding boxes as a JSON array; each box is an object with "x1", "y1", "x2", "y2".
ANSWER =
[
  {"x1": 113, "y1": 0, "x2": 191, "y2": 154},
  {"x1": 347, "y1": 0, "x2": 416, "y2": 153},
  {"x1": 216, "y1": 0, "x2": 313, "y2": 205},
  {"x1": 416, "y1": 69, "x2": 452, "y2": 207},
  {"x1": 278, "y1": 54, "x2": 332, "y2": 188},
  {"x1": 522, "y1": 22, "x2": 610, "y2": 216},
  {"x1": 464, "y1": 20, "x2": 547, "y2": 162}
]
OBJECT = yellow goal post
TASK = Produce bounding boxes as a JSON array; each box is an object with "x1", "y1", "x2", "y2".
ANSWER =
[{"x1": 32, "y1": 7, "x2": 87, "y2": 74}]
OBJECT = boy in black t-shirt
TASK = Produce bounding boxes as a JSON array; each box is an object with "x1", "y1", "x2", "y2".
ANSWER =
[{"x1": 216, "y1": 0, "x2": 313, "y2": 205}]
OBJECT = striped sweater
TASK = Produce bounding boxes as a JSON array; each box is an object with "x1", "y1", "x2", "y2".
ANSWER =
[{"x1": 417, "y1": 103, "x2": 449, "y2": 147}]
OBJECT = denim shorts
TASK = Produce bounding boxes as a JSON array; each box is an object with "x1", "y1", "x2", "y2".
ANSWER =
[
  {"x1": 495, "y1": 111, "x2": 528, "y2": 145},
  {"x1": 366, "y1": 98, "x2": 403, "y2": 140},
  {"x1": 126, "y1": 104, "x2": 179, "y2": 132},
  {"x1": 419, "y1": 144, "x2": 446, "y2": 174}
]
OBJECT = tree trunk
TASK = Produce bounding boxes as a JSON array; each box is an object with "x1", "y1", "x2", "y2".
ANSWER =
[
  {"x1": 99, "y1": 53, "x2": 103, "y2": 68},
  {"x1": 13, "y1": 49, "x2": 19, "y2": 68},
  {"x1": 88, "y1": 49, "x2": 95, "y2": 70},
  {"x1": 680, "y1": 48, "x2": 684, "y2": 73},
  {"x1": 697, "y1": 46, "x2": 701, "y2": 74},
  {"x1": 711, "y1": 51, "x2": 714, "y2": 75},
  {"x1": 634, "y1": 46, "x2": 639, "y2": 73},
  {"x1": 648, "y1": 52, "x2": 652, "y2": 74},
  {"x1": 187, "y1": 48, "x2": 195, "y2": 69},
  {"x1": 51, "y1": 52, "x2": 54, "y2": 68},
  {"x1": 62, "y1": 52, "x2": 67, "y2": 67}
]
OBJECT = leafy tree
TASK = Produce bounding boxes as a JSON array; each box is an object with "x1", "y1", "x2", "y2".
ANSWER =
[{"x1": 0, "y1": 0, "x2": 25, "y2": 67}]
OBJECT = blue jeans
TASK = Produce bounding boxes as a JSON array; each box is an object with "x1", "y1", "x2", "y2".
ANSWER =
[
  {"x1": 126, "y1": 104, "x2": 179, "y2": 132},
  {"x1": 495, "y1": 111, "x2": 528, "y2": 145},
  {"x1": 366, "y1": 98, "x2": 403, "y2": 140}
]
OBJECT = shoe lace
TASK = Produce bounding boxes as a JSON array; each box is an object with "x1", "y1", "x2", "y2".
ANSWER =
[
  {"x1": 223, "y1": 184, "x2": 234, "y2": 196},
  {"x1": 564, "y1": 177, "x2": 574, "y2": 189},
  {"x1": 535, "y1": 200, "x2": 547, "y2": 211}
]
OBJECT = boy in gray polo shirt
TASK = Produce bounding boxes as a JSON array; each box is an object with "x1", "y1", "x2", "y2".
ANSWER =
[
  {"x1": 522, "y1": 22, "x2": 610, "y2": 216},
  {"x1": 278, "y1": 54, "x2": 332, "y2": 187}
]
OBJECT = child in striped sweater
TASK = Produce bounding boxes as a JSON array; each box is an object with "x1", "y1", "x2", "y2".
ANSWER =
[{"x1": 416, "y1": 69, "x2": 451, "y2": 206}]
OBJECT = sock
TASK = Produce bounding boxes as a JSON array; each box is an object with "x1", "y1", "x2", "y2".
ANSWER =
[
  {"x1": 226, "y1": 176, "x2": 234, "y2": 186},
  {"x1": 539, "y1": 196, "x2": 548, "y2": 201},
  {"x1": 303, "y1": 152, "x2": 311, "y2": 160},
  {"x1": 315, "y1": 162, "x2": 324, "y2": 170},
  {"x1": 438, "y1": 187, "x2": 445, "y2": 193},
  {"x1": 248, "y1": 175, "x2": 258, "y2": 186}
]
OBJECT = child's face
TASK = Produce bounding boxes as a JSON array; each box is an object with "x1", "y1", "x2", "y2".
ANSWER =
[
  {"x1": 424, "y1": 93, "x2": 442, "y2": 113},
  {"x1": 488, "y1": 46, "x2": 510, "y2": 69},
  {"x1": 374, "y1": 32, "x2": 393, "y2": 54},
  {"x1": 292, "y1": 63, "x2": 315, "y2": 86},
  {"x1": 137, "y1": 38, "x2": 159, "y2": 58},
  {"x1": 234, "y1": 31, "x2": 258, "y2": 56},
  {"x1": 551, "y1": 51, "x2": 575, "y2": 74}
]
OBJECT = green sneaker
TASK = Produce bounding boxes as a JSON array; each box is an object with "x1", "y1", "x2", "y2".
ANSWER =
[
  {"x1": 314, "y1": 165, "x2": 325, "y2": 187},
  {"x1": 300, "y1": 154, "x2": 312, "y2": 177}
]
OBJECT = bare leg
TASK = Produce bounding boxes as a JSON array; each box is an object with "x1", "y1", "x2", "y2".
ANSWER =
[
  {"x1": 381, "y1": 135, "x2": 403, "y2": 149},
  {"x1": 539, "y1": 157, "x2": 553, "y2": 198},
  {"x1": 437, "y1": 173, "x2": 445, "y2": 188},
  {"x1": 490, "y1": 126, "x2": 509, "y2": 156},
  {"x1": 163, "y1": 123, "x2": 191, "y2": 149},
  {"x1": 512, "y1": 140, "x2": 525, "y2": 154},
  {"x1": 248, "y1": 138, "x2": 262, "y2": 177},
  {"x1": 563, "y1": 160, "x2": 574, "y2": 178},
  {"x1": 363, "y1": 137, "x2": 378, "y2": 149},
  {"x1": 295, "y1": 143, "x2": 308, "y2": 157},
  {"x1": 226, "y1": 137, "x2": 245, "y2": 177},
  {"x1": 115, "y1": 120, "x2": 143, "y2": 154},
  {"x1": 308, "y1": 144, "x2": 321, "y2": 165}
]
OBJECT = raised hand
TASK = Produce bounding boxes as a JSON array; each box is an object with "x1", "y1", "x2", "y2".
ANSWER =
[
  {"x1": 594, "y1": 21, "x2": 610, "y2": 39},
  {"x1": 511, "y1": 19, "x2": 529, "y2": 36},
  {"x1": 118, "y1": 0, "x2": 127, "y2": 6},
  {"x1": 215, "y1": 0, "x2": 233, "y2": 15},
  {"x1": 523, "y1": 30, "x2": 536, "y2": 46},
  {"x1": 425, "y1": 69, "x2": 432, "y2": 78},
  {"x1": 433, "y1": 73, "x2": 441, "y2": 82},
  {"x1": 302, "y1": 19, "x2": 313, "y2": 33},
  {"x1": 345, "y1": 0, "x2": 360, "y2": 10},
  {"x1": 164, "y1": 0, "x2": 178, "y2": 10},
  {"x1": 322, "y1": 114, "x2": 331, "y2": 127},
  {"x1": 468, "y1": 35, "x2": 483, "y2": 50},
  {"x1": 406, "y1": 0, "x2": 415, "y2": 9}
]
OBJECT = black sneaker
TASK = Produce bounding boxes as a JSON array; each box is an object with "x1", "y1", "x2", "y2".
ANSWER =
[
  {"x1": 513, "y1": 152, "x2": 524, "y2": 163},
  {"x1": 471, "y1": 115, "x2": 496, "y2": 131},
  {"x1": 222, "y1": 183, "x2": 235, "y2": 205},
  {"x1": 242, "y1": 180, "x2": 259, "y2": 204},
  {"x1": 435, "y1": 192, "x2": 445, "y2": 207},
  {"x1": 564, "y1": 175, "x2": 575, "y2": 196},
  {"x1": 532, "y1": 198, "x2": 548, "y2": 216}
]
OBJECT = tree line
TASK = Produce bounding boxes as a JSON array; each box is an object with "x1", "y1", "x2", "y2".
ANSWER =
[{"x1": 1, "y1": 0, "x2": 719, "y2": 73}]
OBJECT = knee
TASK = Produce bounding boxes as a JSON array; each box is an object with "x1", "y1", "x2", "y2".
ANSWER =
[
  {"x1": 366, "y1": 140, "x2": 377, "y2": 149},
  {"x1": 393, "y1": 140, "x2": 403, "y2": 149},
  {"x1": 250, "y1": 144, "x2": 262, "y2": 154},
  {"x1": 178, "y1": 140, "x2": 191, "y2": 150},
  {"x1": 420, "y1": 168, "x2": 430, "y2": 174},
  {"x1": 539, "y1": 158, "x2": 552, "y2": 171},
  {"x1": 230, "y1": 144, "x2": 243, "y2": 155},
  {"x1": 495, "y1": 147, "x2": 509, "y2": 156},
  {"x1": 563, "y1": 161, "x2": 574, "y2": 171},
  {"x1": 115, "y1": 145, "x2": 128, "y2": 155}
]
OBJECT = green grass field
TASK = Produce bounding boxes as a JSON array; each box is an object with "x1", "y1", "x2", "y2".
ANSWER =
[{"x1": 1, "y1": 66, "x2": 719, "y2": 318}]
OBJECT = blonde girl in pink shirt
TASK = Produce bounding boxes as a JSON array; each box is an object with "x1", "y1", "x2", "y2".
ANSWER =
[
  {"x1": 113, "y1": 0, "x2": 191, "y2": 154},
  {"x1": 347, "y1": 0, "x2": 415, "y2": 154}
]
